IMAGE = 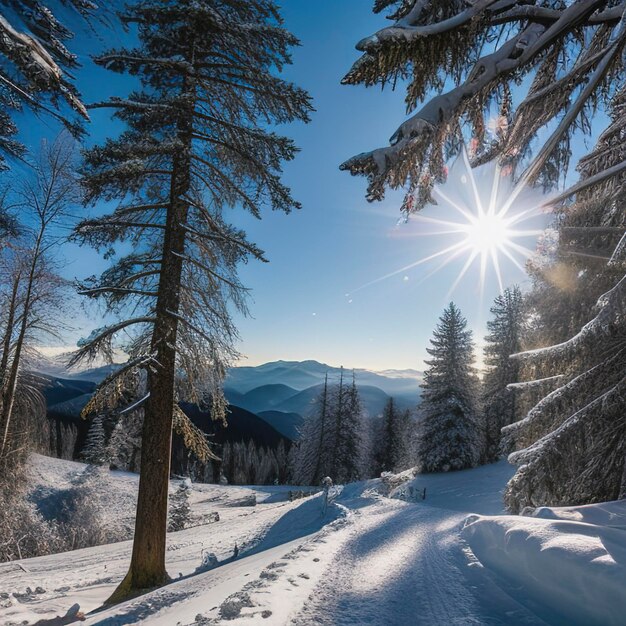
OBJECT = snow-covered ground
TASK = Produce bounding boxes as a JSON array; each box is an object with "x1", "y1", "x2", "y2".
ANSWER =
[{"x1": 0, "y1": 455, "x2": 624, "y2": 625}]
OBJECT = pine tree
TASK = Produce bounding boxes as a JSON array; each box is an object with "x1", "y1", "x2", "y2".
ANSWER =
[
  {"x1": 82, "y1": 414, "x2": 107, "y2": 466},
  {"x1": 168, "y1": 479, "x2": 191, "y2": 532},
  {"x1": 341, "y1": 0, "x2": 626, "y2": 214},
  {"x1": 70, "y1": 1, "x2": 312, "y2": 600},
  {"x1": 418, "y1": 303, "x2": 481, "y2": 472},
  {"x1": 0, "y1": 1, "x2": 94, "y2": 167},
  {"x1": 374, "y1": 397, "x2": 411, "y2": 474},
  {"x1": 481, "y1": 286, "x2": 525, "y2": 463}
]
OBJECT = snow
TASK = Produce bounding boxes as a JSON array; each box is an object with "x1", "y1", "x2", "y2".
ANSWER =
[
  {"x1": 463, "y1": 500, "x2": 626, "y2": 626},
  {"x1": 1, "y1": 455, "x2": 624, "y2": 625}
]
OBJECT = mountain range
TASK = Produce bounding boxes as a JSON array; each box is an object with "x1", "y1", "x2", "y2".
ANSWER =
[{"x1": 38, "y1": 360, "x2": 422, "y2": 449}]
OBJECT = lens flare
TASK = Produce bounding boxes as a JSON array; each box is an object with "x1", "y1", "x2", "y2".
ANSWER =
[{"x1": 349, "y1": 148, "x2": 550, "y2": 300}]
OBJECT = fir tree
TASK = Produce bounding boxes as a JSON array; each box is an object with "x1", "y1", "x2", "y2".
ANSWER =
[
  {"x1": 335, "y1": 371, "x2": 363, "y2": 483},
  {"x1": 291, "y1": 374, "x2": 333, "y2": 485},
  {"x1": 168, "y1": 479, "x2": 192, "y2": 532},
  {"x1": 374, "y1": 397, "x2": 411, "y2": 474},
  {"x1": 69, "y1": 0, "x2": 312, "y2": 600},
  {"x1": 82, "y1": 414, "x2": 107, "y2": 466},
  {"x1": 503, "y1": 89, "x2": 626, "y2": 511},
  {"x1": 0, "y1": 1, "x2": 94, "y2": 167},
  {"x1": 481, "y1": 286, "x2": 525, "y2": 463},
  {"x1": 418, "y1": 303, "x2": 481, "y2": 472}
]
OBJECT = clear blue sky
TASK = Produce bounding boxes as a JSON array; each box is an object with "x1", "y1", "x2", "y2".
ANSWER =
[{"x1": 11, "y1": 0, "x2": 552, "y2": 371}]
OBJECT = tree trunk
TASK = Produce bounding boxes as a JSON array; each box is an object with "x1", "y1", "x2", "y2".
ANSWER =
[{"x1": 108, "y1": 76, "x2": 194, "y2": 604}]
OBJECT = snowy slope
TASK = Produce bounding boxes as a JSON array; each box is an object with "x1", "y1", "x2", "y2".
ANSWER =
[
  {"x1": 463, "y1": 501, "x2": 626, "y2": 626},
  {"x1": 1, "y1": 456, "x2": 624, "y2": 625}
]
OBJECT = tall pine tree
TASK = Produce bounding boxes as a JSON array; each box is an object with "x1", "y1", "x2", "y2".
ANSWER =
[
  {"x1": 481, "y1": 286, "x2": 525, "y2": 462},
  {"x1": 70, "y1": 0, "x2": 312, "y2": 601},
  {"x1": 418, "y1": 303, "x2": 481, "y2": 472}
]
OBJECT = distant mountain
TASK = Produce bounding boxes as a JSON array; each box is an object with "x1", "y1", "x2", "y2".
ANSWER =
[
  {"x1": 257, "y1": 411, "x2": 304, "y2": 440},
  {"x1": 268, "y1": 382, "x2": 410, "y2": 419},
  {"x1": 226, "y1": 360, "x2": 422, "y2": 400},
  {"x1": 225, "y1": 383, "x2": 299, "y2": 414}
]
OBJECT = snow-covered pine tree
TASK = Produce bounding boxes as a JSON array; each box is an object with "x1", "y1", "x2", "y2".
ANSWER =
[
  {"x1": 341, "y1": 1, "x2": 626, "y2": 214},
  {"x1": 481, "y1": 286, "x2": 525, "y2": 463},
  {"x1": 82, "y1": 414, "x2": 107, "y2": 465},
  {"x1": 0, "y1": 1, "x2": 94, "y2": 167},
  {"x1": 335, "y1": 371, "x2": 364, "y2": 483},
  {"x1": 69, "y1": 0, "x2": 312, "y2": 600},
  {"x1": 502, "y1": 88, "x2": 626, "y2": 512},
  {"x1": 418, "y1": 303, "x2": 481, "y2": 472},
  {"x1": 168, "y1": 479, "x2": 191, "y2": 532}
]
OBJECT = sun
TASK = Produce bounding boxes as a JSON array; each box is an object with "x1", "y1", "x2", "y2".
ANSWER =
[
  {"x1": 348, "y1": 148, "x2": 549, "y2": 300},
  {"x1": 462, "y1": 212, "x2": 512, "y2": 255}
]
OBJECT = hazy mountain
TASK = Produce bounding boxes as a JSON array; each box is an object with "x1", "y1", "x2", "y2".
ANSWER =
[
  {"x1": 257, "y1": 411, "x2": 304, "y2": 440},
  {"x1": 225, "y1": 384, "x2": 299, "y2": 414},
  {"x1": 226, "y1": 360, "x2": 422, "y2": 399}
]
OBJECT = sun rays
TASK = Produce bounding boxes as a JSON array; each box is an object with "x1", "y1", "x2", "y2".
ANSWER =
[{"x1": 348, "y1": 149, "x2": 549, "y2": 301}]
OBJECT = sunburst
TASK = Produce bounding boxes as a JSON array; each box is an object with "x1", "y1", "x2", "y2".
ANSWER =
[{"x1": 349, "y1": 148, "x2": 550, "y2": 300}]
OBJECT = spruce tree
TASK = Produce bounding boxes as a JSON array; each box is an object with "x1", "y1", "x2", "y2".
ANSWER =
[
  {"x1": 82, "y1": 414, "x2": 107, "y2": 466},
  {"x1": 291, "y1": 374, "x2": 332, "y2": 485},
  {"x1": 70, "y1": 0, "x2": 311, "y2": 600},
  {"x1": 339, "y1": 371, "x2": 364, "y2": 483},
  {"x1": 0, "y1": 1, "x2": 94, "y2": 167},
  {"x1": 168, "y1": 479, "x2": 192, "y2": 532},
  {"x1": 482, "y1": 286, "x2": 525, "y2": 462},
  {"x1": 374, "y1": 397, "x2": 407, "y2": 474},
  {"x1": 418, "y1": 303, "x2": 481, "y2": 472}
]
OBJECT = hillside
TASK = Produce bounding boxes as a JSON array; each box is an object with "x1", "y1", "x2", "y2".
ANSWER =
[{"x1": 2, "y1": 456, "x2": 623, "y2": 625}]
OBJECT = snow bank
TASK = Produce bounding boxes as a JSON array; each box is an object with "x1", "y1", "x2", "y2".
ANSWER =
[{"x1": 463, "y1": 500, "x2": 626, "y2": 626}]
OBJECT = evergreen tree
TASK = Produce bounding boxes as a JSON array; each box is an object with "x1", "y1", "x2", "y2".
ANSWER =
[
  {"x1": 70, "y1": 0, "x2": 312, "y2": 600},
  {"x1": 82, "y1": 414, "x2": 107, "y2": 466},
  {"x1": 291, "y1": 374, "x2": 332, "y2": 485},
  {"x1": 503, "y1": 89, "x2": 626, "y2": 511},
  {"x1": 481, "y1": 286, "x2": 525, "y2": 463},
  {"x1": 168, "y1": 479, "x2": 191, "y2": 532},
  {"x1": 336, "y1": 371, "x2": 363, "y2": 483},
  {"x1": 418, "y1": 303, "x2": 481, "y2": 472},
  {"x1": 374, "y1": 398, "x2": 412, "y2": 474},
  {"x1": 291, "y1": 370, "x2": 364, "y2": 485},
  {"x1": 0, "y1": 1, "x2": 94, "y2": 167},
  {"x1": 341, "y1": 0, "x2": 626, "y2": 214}
]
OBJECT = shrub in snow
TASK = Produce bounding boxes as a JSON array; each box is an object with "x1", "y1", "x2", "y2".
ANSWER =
[
  {"x1": 168, "y1": 478, "x2": 192, "y2": 532},
  {"x1": 52, "y1": 465, "x2": 129, "y2": 550}
]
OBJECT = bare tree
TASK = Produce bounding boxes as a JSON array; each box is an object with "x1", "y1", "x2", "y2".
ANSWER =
[{"x1": 0, "y1": 136, "x2": 76, "y2": 459}]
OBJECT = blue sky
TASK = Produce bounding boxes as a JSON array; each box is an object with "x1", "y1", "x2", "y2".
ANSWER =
[{"x1": 10, "y1": 0, "x2": 554, "y2": 371}]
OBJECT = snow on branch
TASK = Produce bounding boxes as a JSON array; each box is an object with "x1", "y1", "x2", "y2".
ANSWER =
[{"x1": 510, "y1": 273, "x2": 626, "y2": 364}]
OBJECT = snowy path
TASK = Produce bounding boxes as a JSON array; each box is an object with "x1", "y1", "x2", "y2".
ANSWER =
[
  {"x1": 291, "y1": 497, "x2": 546, "y2": 626},
  {"x1": 5, "y1": 458, "x2": 600, "y2": 625}
]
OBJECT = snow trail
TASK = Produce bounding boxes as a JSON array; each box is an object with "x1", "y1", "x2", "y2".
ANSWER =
[{"x1": 291, "y1": 497, "x2": 545, "y2": 626}]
